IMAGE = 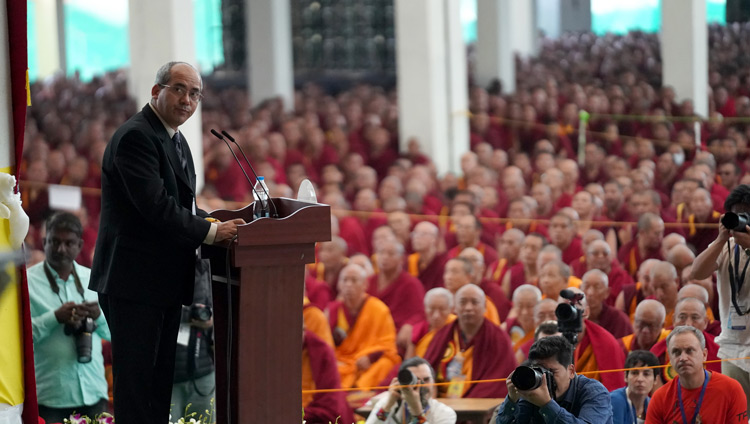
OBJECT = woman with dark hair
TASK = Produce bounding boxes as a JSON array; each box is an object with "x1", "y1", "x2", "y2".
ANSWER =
[{"x1": 609, "y1": 350, "x2": 659, "y2": 424}]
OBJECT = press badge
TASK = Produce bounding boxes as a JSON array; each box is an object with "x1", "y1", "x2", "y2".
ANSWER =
[
  {"x1": 728, "y1": 306, "x2": 750, "y2": 331},
  {"x1": 177, "y1": 323, "x2": 191, "y2": 346}
]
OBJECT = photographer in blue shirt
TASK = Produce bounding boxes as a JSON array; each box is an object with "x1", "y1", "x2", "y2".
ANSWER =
[{"x1": 496, "y1": 336, "x2": 613, "y2": 424}]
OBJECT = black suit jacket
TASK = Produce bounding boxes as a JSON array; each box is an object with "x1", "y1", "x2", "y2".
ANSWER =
[{"x1": 90, "y1": 104, "x2": 211, "y2": 307}]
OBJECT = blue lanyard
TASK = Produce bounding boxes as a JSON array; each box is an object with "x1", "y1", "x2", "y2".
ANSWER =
[{"x1": 676, "y1": 370, "x2": 709, "y2": 424}]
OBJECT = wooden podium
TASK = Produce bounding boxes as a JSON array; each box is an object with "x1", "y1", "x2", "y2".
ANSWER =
[{"x1": 202, "y1": 198, "x2": 331, "y2": 424}]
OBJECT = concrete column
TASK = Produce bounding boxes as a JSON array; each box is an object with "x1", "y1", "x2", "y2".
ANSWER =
[
  {"x1": 476, "y1": 0, "x2": 535, "y2": 93},
  {"x1": 246, "y1": 0, "x2": 294, "y2": 111},
  {"x1": 128, "y1": 0, "x2": 204, "y2": 190},
  {"x1": 661, "y1": 0, "x2": 708, "y2": 117},
  {"x1": 445, "y1": 0, "x2": 469, "y2": 173},
  {"x1": 32, "y1": 0, "x2": 63, "y2": 78},
  {"x1": 536, "y1": 0, "x2": 561, "y2": 39},
  {"x1": 396, "y1": 0, "x2": 468, "y2": 175}
]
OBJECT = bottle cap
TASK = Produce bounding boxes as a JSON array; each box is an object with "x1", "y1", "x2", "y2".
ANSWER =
[{"x1": 258, "y1": 176, "x2": 264, "y2": 181}]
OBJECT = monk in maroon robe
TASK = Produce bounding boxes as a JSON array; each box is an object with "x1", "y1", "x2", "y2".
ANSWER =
[
  {"x1": 548, "y1": 212, "x2": 584, "y2": 265},
  {"x1": 581, "y1": 269, "x2": 633, "y2": 338},
  {"x1": 302, "y1": 331, "x2": 354, "y2": 424},
  {"x1": 423, "y1": 285, "x2": 516, "y2": 398},
  {"x1": 407, "y1": 222, "x2": 448, "y2": 290},
  {"x1": 617, "y1": 213, "x2": 664, "y2": 278},
  {"x1": 368, "y1": 239, "x2": 425, "y2": 329},
  {"x1": 584, "y1": 240, "x2": 634, "y2": 305},
  {"x1": 684, "y1": 188, "x2": 721, "y2": 253}
]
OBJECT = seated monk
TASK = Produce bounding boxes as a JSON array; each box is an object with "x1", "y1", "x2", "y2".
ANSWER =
[
  {"x1": 617, "y1": 213, "x2": 664, "y2": 278},
  {"x1": 538, "y1": 260, "x2": 578, "y2": 300},
  {"x1": 406, "y1": 221, "x2": 448, "y2": 290},
  {"x1": 443, "y1": 257, "x2": 501, "y2": 325},
  {"x1": 569, "y1": 229, "x2": 605, "y2": 278},
  {"x1": 650, "y1": 261, "x2": 679, "y2": 328},
  {"x1": 307, "y1": 236, "x2": 349, "y2": 301},
  {"x1": 548, "y1": 211, "x2": 584, "y2": 265},
  {"x1": 561, "y1": 287, "x2": 626, "y2": 391},
  {"x1": 618, "y1": 299, "x2": 669, "y2": 356},
  {"x1": 615, "y1": 258, "x2": 659, "y2": 322},
  {"x1": 302, "y1": 330, "x2": 353, "y2": 424},
  {"x1": 459, "y1": 247, "x2": 512, "y2": 321},
  {"x1": 684, "y1": 187, "x2": 721, "y2": 252},
  {"x1": 328, "y1": 264, "x2": 401, "y2": 389},
  {"x1": 677, "y1": 282, "x2": 720, "y2": 337},
  {"x1": 501, "y1": 233, "x2": 546, "y2": 299},
  {"x1": 582, "y1": 240, "x2": 634, "y2": 306},
  {"x1": 407, "y1": 288, "x2": 456, "y2": 359},
  {"x1": 446, "y1": 214, "x2": 498, "y2": 265},
  {"x1": 303, "y1": 296, "x2": 334, "y2": 347},
  {"x1": 424, "y1": 284, "x2": 516, "y2": 398},
  {"x1": 502, "y1": 284, "x2": 542, "y2": 352},
  {"x1": 486, "y1": 228, "x2": 524, "y2": 286},
  {"x1": 649, "y1": 297, "x2": 721, "y2": 388},
  {"x1": 581, "y1": 269, "x2": 633, "y2": 338},
  {"x1": 538, "y1": 245, "x2": 583, "y2": 289},
  {"x1": 368, "y1": 239, "x2": 425, "y2": 330},
  {"x1": 515, "y1": 298, "x2": 559, "y2": 364}
]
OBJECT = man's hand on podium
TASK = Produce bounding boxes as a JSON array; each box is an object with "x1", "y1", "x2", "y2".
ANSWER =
[{"x1": 214, "y1": 218, "x2": 246, "y2": 243}]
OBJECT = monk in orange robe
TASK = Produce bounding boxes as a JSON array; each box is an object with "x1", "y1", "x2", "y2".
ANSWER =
[
  {"x1": 302, "y1": 330, "x2": 353, "y2": 424},
  {"x1": 303, "y1": 297, "x2": 334, "y2": 348},
  {"x1": 424, "y1": 284, "x2": 516, "y2": 398},
  {"x1": 443, "y1": 257, "x2": 500, "y2": 325},
  {"x1": 617, "y1": 299, "x2": 669, "y2": 355},
  {"x1": 327, "y1": 264, "x2": 400, "y2": 389},
  {"x1": 614, "y1": 259, "x2": 659, "y2": 322},
  {"x1": 650, "y1": 261, "x2": 679, "y2": 328},
  {"x1": 485, "y1": 229, "x2": 524, "y2": 286},
  {"x1": 445, "y1": 215, "x2": 498, "y2": 265}
]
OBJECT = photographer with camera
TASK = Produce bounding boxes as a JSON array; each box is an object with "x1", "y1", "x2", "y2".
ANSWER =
[
  {"x1": 366, "y1": 357, "x2": 456, "y2": 424},
  {"x1": 691, "y1": 183, "x2": 750, "y2": 412},
  {"x1": 28, "y1": 212, "x2": 111, "y2": 422},
  {"x1": 496, "y1": 336, "x2": 613, "y2": 424}
]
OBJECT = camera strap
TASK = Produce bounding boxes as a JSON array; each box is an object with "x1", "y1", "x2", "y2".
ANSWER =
[
  {"x1": 727, "y1": 242, "x2": 750, "y2": 316},
  {"x1": 43, "y1": 261, "x2": 85, "y2": 304}
]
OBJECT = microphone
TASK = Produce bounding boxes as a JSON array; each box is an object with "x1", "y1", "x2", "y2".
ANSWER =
[
  {"x1": 220, "y1": 130, "x2": 276, "y2": 216},
  {"x1": 210, "y1": 129, "x2": 253, "y2": 187},
  {"x1": 220, "y1": 130, "x2": 262, "y2": 185}
]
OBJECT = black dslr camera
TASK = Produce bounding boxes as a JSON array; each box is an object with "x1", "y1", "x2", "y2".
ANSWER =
[
  {"x1": 511, "y1": 365, "x2": 557, "y2": 398},
  {"x1": 556, "y1": 289, "x2": 584, "y2": 346},
  {"x1": 64, "y1": 316, "x2": 97, "y2": 363},
  {"x1": 722, "y1": 212, "x2": 750, "y2": 232}
]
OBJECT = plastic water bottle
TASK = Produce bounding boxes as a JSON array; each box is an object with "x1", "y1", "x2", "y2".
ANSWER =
[{"x1": 253, "y1": 176, "x2": 270, "y2": 219}]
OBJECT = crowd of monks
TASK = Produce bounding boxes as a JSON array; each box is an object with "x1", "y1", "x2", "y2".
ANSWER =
[{"x1": 300, "y1": 180, "x2": 724, "y2": 422}]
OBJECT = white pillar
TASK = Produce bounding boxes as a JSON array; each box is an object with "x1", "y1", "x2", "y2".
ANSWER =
[
  {"x1": 445, "y1": 0, "x2": 469, "y2": 174},
  {"x1": 32, "y1": 0, "x2": 63, "y2": 79},
  {"x1": 128, "y1": 0, "x2": 204, "y2": 190},
  {"x1": 476, "y1": 0, "x2": 535, "y2": 93},
  {"x1": 246, "y1": 0, "x2": 294, "y2": 111},
  {"x1": 536, "y1": 0, "x2": 561, "y2": 39},
  {"x1": 661, "y1": 0, "x2": 708, "y2": 117},
  {"x1": 396, "y1": 0, "x2": 468, "y2": 176}
]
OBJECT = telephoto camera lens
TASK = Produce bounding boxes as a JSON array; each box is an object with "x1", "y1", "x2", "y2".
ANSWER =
[
  {"x1": 511, "y1": 365, "x2": 544, "y2": 391},
  {"x1": 555, "y1": 303, "x2": 578, "y2": 321},
  {"x1": 397, "y1": 368, "x2": 418, "y2": 386},
  {"x1": 721, "y1": 212, "x2": 750, "y2": 232}
]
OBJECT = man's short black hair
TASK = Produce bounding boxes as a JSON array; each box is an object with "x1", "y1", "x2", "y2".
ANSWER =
[
  {"x1": 624, "y1": 350, "x2": 660, "y2": 378},
  {"x1": 528, "y1": 336, "x2": 574, "y2": 368},
  {"x1": 400, "y1": 356, "x2": 435, "y2": 381},
  {"x1": 45, "y1": 212, "x2": 83, "y2": 239},
  {"x1": 725, "y1": 184, "x2": 750, "y2": 213}
]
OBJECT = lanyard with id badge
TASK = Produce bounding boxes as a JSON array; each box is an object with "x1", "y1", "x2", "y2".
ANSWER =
[
  {"x1": 727, "y1": 242, "x2": 750, "y2": 331},
  {"x1": 445, "y1": 331, "x2": 467, "y2": 398}
]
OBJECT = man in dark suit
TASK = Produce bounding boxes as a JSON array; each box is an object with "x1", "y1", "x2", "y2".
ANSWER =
[{"x1": 90, "y1": 61, "x2": 243, "y2": 424}]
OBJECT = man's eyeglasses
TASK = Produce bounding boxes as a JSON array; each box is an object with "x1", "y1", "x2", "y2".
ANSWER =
[{"x1": 159, "y1": 84, "x2": 203, "y2": 103}]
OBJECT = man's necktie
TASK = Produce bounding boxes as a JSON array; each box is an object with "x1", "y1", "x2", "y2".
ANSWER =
[{"x1": 172, "y1": 132, "x2": 188, "y2": 174}]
